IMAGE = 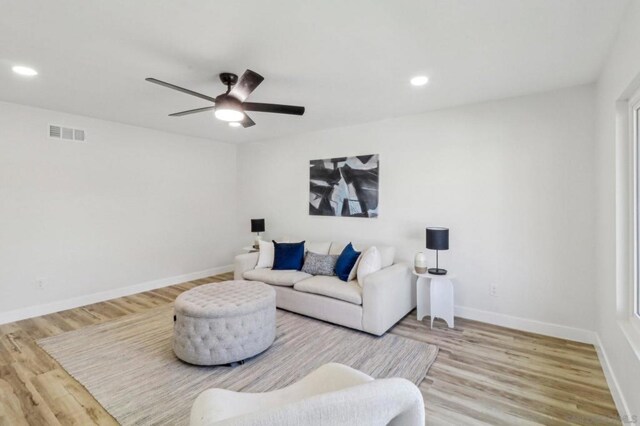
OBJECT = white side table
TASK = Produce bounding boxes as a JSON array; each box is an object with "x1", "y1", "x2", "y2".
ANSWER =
[{"x1": 413, "y1": 271, "x2": 455, "y2": 329}]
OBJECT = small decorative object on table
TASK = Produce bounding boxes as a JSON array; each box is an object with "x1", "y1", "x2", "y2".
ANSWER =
[
  {"x1": 426, "y1": 227, "x2": 449, "y2": 275},
  {"x1": 251, "y1": 218, "x2": 265, "y2": 249},
  {"x1": 414, "y1": 252, "x2": 428, "y2": 274}
]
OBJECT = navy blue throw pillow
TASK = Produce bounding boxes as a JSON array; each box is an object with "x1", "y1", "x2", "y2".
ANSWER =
[
  {"x1": 272, "y1": 240, "x2": 306, "y2": 271},
  {"x1": 335, "y1": 243, "x2": 361, "y2": 281}
]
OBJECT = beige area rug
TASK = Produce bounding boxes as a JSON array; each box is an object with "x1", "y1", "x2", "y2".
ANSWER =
[{"x1": 38, "y1": 305, "x2": 438, "y2": 425}]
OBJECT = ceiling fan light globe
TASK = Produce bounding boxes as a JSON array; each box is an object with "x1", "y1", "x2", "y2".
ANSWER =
[{"x1": 214, "y1": 108, "x2": 245, "y2": 122}]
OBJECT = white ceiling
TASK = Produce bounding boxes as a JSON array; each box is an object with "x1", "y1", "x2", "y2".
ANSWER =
[{"x1": 0, "y1": 0, "x2": 629, "y2": 143}]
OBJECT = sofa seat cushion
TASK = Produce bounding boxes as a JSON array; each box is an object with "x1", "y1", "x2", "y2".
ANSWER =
[
  {"x1": 293, "y1": 276, "x2": 363, "y2": 305},
  {"x1": 243, "y1": 268, "x2": 312, "y2": 287}
]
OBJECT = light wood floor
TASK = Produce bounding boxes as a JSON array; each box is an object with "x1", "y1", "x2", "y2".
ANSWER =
[{"x1": 0, "y1": 273, "x2": 618, "y2": 425}]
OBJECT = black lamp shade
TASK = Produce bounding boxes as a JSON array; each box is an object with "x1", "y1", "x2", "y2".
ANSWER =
[
  {"x1": 426, "y1": 227, "x2": 449, "y2": 250},
  {"x1": 251, "y1": 219, "x2": 265, "y2": 233}
]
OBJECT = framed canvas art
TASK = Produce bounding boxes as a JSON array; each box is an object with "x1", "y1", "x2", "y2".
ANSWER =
[{"x1": 309, "y1": 154, "x2": 379, "y2": 218}]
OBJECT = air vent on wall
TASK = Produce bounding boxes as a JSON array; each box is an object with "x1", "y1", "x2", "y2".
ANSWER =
[
  {"x1": 49, "y1": 124, "x2": 87, "y2": 142},
  {"x1": 49, "y1": 125, "x2": 61, "y2": 138}
]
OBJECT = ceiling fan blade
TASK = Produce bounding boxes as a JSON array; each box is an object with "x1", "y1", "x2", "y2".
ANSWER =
[
  {"x1": 228, "y1": 70, "x2": 264, "y2": 102},
  {"x1": 241, "y1": 114, "x2": 256, "y2": 128},
  {"x1": 146, "y1": 78, "x2": 217, "y2": 103},
  {"x1": 168, "y1": 106, "x2": 216, "y2": 117},
  {"x1": 243, "y1": 102, "x2": 305, "y2": 116}
]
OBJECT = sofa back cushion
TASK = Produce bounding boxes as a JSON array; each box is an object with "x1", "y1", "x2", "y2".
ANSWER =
[
  {"x1": 377, "y1": 246, "x2": 396, "y2": 268},
  {"x1": 306, "y1": 241, "x2": 331, "y2": 255},
  {"x1": 329, "y1": 241, "x2": 349, "y2": 256},
  {"x1": 272, "y1": 241, "x2": 305, "y2": 270}
]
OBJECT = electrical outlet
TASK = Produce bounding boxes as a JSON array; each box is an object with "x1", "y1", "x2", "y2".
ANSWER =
[
  {"x1": 36, "y1": 278, "x2": 46, "y2": 289},
  {"x1": 490, "y1": 284, "x2": 498, "y2": 297}
]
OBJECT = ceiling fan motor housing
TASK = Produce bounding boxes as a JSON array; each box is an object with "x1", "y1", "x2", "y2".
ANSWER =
[
  {"x1": 215, "y1": 94, "x2": 242, "y2": 110},
  {"x1": 219, "y1": 72, "x2": 238, "y2": 88}
]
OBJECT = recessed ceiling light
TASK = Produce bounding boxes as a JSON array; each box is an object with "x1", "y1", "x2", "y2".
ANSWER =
[
  {"x1": 12, "y1": 65, "x2": 38, "y2": 76},
  {"x1": 410, "y1": 75, "x2": 428, "y2": 86},
  {"x1": 229, "y1": 122, "x2": 242, "y2": 128}
]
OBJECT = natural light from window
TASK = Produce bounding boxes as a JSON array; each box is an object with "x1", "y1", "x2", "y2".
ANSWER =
[{"x1": 634, "y1": 94, "x2": 640, "y2": 321}]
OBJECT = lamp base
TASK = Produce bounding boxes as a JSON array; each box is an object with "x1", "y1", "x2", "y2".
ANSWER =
[
  {"x1": 428, "y1": 268, "x2": 447, "y2": 275},
  {"x1": 253, "y1": 233, "x2": 262, "y2": 250}
]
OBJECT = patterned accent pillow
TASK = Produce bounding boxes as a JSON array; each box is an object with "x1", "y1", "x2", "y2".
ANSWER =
[{"x1": 301, "y1": 252, "x2": 339, "y2": 276}]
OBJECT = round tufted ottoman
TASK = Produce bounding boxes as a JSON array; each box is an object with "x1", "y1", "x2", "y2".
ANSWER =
[{"x1": 173, "y1": 280, "x2": 276, "y2": 366}]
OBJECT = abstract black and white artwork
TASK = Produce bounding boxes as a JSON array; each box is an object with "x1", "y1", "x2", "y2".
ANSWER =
[{"x1": 309, "y1": 154, "x2": 379, "y2": 218}]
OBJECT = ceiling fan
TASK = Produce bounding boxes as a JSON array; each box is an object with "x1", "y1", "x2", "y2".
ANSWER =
[{"x1": 145, "y1": 69, "x2": 305, "y2": 128}]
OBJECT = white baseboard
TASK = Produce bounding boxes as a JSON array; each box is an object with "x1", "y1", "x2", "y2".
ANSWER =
[
  {"x1": 454, "y1": 305, "x2": 597, "y2": 344},
  {"x1": 594, "y1": 333, "x2": 631, "y2": 420},
  {"x1": 0, "y1": 265, "x2": 233, "y2": 325}
]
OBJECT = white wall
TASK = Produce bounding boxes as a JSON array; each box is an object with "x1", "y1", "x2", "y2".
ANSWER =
[
  {"x1": 238, "y1": 85, "x2": 597, "y2": 339},
  {"x1": 595, "y1": 0, "x2": 640, "y2": 417},
  {"x1": 0, "y1": 101, "x2": 240, "y2": 318}
]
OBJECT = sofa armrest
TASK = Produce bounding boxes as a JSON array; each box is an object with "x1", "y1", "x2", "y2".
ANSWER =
[
  {"x1": 234, "y1": 252, "x2": 260, "y2": 280},
  {"x1": 362, "y1": 263, "x2": 416, "y2": 336}
]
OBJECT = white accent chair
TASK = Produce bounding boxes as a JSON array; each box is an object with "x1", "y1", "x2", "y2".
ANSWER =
[{"x1": 189, "y1": 363, "x2": 425, "y2": 426}]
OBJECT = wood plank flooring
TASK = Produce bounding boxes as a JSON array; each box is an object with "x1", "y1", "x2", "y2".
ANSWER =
[{"x1": 0, "y1": 273, "x2": 619, "y2": 425}]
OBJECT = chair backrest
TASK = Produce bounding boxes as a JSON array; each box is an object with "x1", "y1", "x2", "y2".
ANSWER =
[{"x1": 215, "y1": 377, "x2": 425, "y2": 426}]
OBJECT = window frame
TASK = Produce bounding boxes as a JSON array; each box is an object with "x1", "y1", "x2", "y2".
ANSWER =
[
  {"x1": 630, "y1": 89, "x2": 640, "y2": 331},
  {"x1": 614, "y1": 79, "x2": 640, "y2": 362}
]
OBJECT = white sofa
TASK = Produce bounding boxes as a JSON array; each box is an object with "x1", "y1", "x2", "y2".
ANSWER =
[
  {"x1": 234, "y1": 241, "x2": 416, "y2": 336},
  {"x1": 190, "y1": 362, "x2": 425, "y2": 426}
]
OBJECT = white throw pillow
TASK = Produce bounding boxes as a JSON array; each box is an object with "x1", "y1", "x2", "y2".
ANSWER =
[
  {"x1": 255, "y1": 240, "x2": 274, "y2": 269},
  {"x1": 357, "y1": 246, "x2": 382, "y2": 287}
]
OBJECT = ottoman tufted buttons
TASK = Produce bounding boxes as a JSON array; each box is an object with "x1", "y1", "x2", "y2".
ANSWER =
[{"x1": 172, "y1": 280, "x2": 276, "y2": 366}]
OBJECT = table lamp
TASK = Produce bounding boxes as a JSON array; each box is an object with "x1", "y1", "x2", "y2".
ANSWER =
[
  {"x1": 426, "y1": 227, "x2": 449, "y2": 275},
  {"x1": 251, "y1": 219, "x2": 265, "y2": 249}
]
